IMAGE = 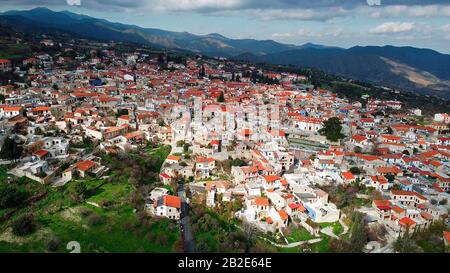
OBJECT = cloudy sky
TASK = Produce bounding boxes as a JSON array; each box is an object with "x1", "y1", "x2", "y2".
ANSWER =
[{"x1": 1, "y1": 0, "x2": 450, "y2": 53}]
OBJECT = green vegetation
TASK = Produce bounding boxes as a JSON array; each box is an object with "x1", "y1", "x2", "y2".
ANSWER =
[
  {"x1": 394, "y1": 221, "x2": 447, "y2": 253},
  {"x1": 11, "y1": 214, "x2": 36, "y2": 236},
  {"x1": 319, "y1": 117, "x2": 345, "y2": 142},
  {"x1": 0, "y1": 144, "x2": 179, "y2": 253},
  {"x1": 320, "y1": 222, "x2": 344, "y2": 236},
  {"x1": 0, "y1": 42, "x2": 32, "y2": 60},
  {"x1": 71, "y1": 137, "x2": 94, "y2": 153},
  {"x1": 327, "y1": 211, "x2": 368, "y2": 253},
  {"x1": 0, "y1": 137, "x2": 23, "y2": 160},
  {"x1": 0, "y1": 176, "x2": 180, "y2": 252},
  {"x1": 0, "y1": 183, "x2": 29, "y2": 209},
  {"x1": 190, "y1": 205, "x2": 255, "y2": 253},
  {"x1": 217, "y1": 91, "x2": 225, "y2": 103},
  {"x1": 285, "y1": 226, "x2": 315, "y2": 243},
  {"x1": 349, "y1": 167, "x2": 361, "y2": 175}
]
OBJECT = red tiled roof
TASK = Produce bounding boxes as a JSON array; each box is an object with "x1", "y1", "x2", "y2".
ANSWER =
[
  {"x1": 373, "y1": 200, "x2": 391, "y2": 208},
  {"x1": 159, "y1": 173, "x2": 170, "y2": 179},
  {"x1": 392, "y1": 206, "x2": 405, "y2": 214},
  {"x1": 167, "y1": 155, "x2": 181, "y2": 161},
  {"x1": 253, "y1": 197, "x2": 269, "y2": 207},
  {"x1": 278, "y1": 210, "x2": 288, "y2": 221},
  {"x1": 399, "y1": 217, "x2": 416, "y2": 227},
  {"x1": 264, "y1": 175, "x2": 281, "y2": 183},
  {"x1": 74, "y1": 160, "x2": 96, "y2": 172},
  {"x1": 444, "y1": 231, "x2": 450, "y2": 243},
  {"x1": 377, "y1": 166, "x2": 402, "y2": 174},
  {"x1": 34, "y1": 149, "x2": 49, "y2": 157},
  {"x1": 342, "y1": 171, "x2": 355, "y2": 181},
  {"x1": 163, "y1": 195, "x2": 181, "y2": 209}
]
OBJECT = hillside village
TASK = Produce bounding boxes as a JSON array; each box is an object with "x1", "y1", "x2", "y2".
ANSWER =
[{"x1": 0, "y1": 32, "x2": 449, "y2": 253}]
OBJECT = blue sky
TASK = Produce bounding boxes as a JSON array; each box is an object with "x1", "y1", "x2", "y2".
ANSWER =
[{"x1": 1, "y1": 0, "x2": 450, "y2": 53}]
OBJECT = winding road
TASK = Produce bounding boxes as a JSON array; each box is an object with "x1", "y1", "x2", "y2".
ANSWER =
[{"x1": 177, "y1": 184, "x2": 195, "y2": 253}]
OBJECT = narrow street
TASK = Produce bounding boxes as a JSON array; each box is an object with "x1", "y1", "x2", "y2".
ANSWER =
[{"x1": 177, "y1": 184, "x2": 195, "y2": 253}]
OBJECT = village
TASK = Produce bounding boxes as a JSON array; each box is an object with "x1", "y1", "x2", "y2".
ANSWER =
[{"x1": 0, "y1": 34, "x2": 449, "y2": 253}]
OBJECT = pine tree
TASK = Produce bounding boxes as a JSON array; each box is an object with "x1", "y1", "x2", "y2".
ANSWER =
[
  {"x1": 0, "y1": 137, "x2": 23, "y2": 160},
  {"x1": 217, "y1": 91, "x2": 225, "y2": 103}
]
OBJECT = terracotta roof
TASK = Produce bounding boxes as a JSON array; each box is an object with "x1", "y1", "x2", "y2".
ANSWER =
[
  {"x1": 399, "y1": 217, "x2": 416, "y2": 227},
  {"x1": 253, "y1": 197, "x2": 269, "y2": 207},
  {"x1": 163, "y1": 195, "x2": 181, "y2": 209},
  {"x1": 391, "y1": 206, "x2": 405, "y2": 214},
  {"x1": 124, "y1": 131, "x2": 143, "y2": 139},
  {"x1": 391, "y1": 190, "x2": 427, "y2": 200},
  {"x1": 0, "y1": 106, "x2": 22, "y2": 112},
  {"x1": 376, "y1": 166, "x2": 402, "y2": 174},
  {"x1": 342, "y1": 171, "x2": 355, "y2": 181},
  {"x1": 74, "y1": 160, "x2": 96, "y2": 172},
  {"x1": 278, "y1": 210, "x2": 288, "y2": 221},
  {"x1": 352, "y1": 135, "x2": 367, "y2": 142},
  {"x1": 420, "y1": 212, "x2": 433, "y2": 221},
  {"x1": 264, "y1": 175, "x2": 281, "y2": 183},
  {"x1": 167, "y1": 155, "x2": 181, "y2": 161},
  {"x1": 373, "y1": 200, "x2": 391, "y2": 208}
]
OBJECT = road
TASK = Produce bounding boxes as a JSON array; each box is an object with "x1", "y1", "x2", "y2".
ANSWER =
[{"x1": 177, "y1": 184, "x2": 195, "y2": 253}]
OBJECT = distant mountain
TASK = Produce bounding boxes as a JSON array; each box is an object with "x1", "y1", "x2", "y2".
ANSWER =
[
  {"x1": 237, "y1": 46, "x2": 450, "y2": 98},
  {"x1": 0, "y1": 7, "x2": 303, "y2": 56},
  {"x1": 1, "y1": 7, "x2": 449, "y2": 98}
]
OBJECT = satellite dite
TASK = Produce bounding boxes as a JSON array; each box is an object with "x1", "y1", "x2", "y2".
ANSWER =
[
  {"x1": 367, "y1": 0, "x2": 382, "y2": 6},
  {"x1": 66, "y1": 0, "x2": 81, "y2": 6}
]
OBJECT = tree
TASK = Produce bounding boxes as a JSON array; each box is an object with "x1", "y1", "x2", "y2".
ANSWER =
[
  {"x1": 68, "y1": 181, "x2": 87, "y2": 201},
  {"x1": 0, "y1": 137, "x2": 23, "y2": 160},
  {"x1": 199, "y1": 64, "x2": 206, "y2": 78},
  {"x1": 319, "y1": 117, "x2": 345, "y2": 142},
  {"x1": 386, "y1": 127, "x2": 393, "y2": 134},
  {"x1": 217, "y1": 91, "x2": 225, "y2": 103},
  {"x1": 176, "y1": 140, "x2": 186, "y2": 147},
  {"x1": 385, "y1": 174, "x2": 396, "y2": 182},
  {"x1": 0, "y1": 184, "x2": 29, "y2": 209},
  {"x1": 394, "y1": 227, "x2": 422, "y2": 253},
  {"x1": 230, "y1": 158, "x2": 248, "y2": 167},
  {"x1": 347, "y1": 212, "x2": 367, "y2": 253},
  {"x1": 157, "y1": 53, "x2": 165, "y2": 64},
  {"x1": 402, "y1": 150, "x2": 410, "y2": 156},
  {"x1": 349, "y1": 166, "x2": 361, "y2": 175}
]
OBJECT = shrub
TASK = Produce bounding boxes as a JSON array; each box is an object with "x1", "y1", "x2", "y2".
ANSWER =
[
  {"x1": 11, "y1": 214, "x2": 37, "y2": 236},
  {"x1": 47, "y1": 236, "x2": 61, "y2": 252},
  {"x1": 87, "y1": 214, "x2": 103, "y2": 226},
  {"x1": 79, "y1": 208, "x2": 93, "y2": 217},
  {"x1": 0, "y1": 184, "x2": 29, "y2": 209}
]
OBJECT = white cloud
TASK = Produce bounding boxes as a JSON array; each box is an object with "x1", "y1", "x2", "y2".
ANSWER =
[
  {"x1": 369, "y1": 22, "x2": 416, "y2": 34},
  {"x1": 368, "y1": 5, "x2": 450, "y2": 19}
]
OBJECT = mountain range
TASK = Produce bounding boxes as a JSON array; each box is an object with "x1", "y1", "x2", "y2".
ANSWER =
[{"x1": 1, "y1": 7, "x2": 449, "y2": 98}]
